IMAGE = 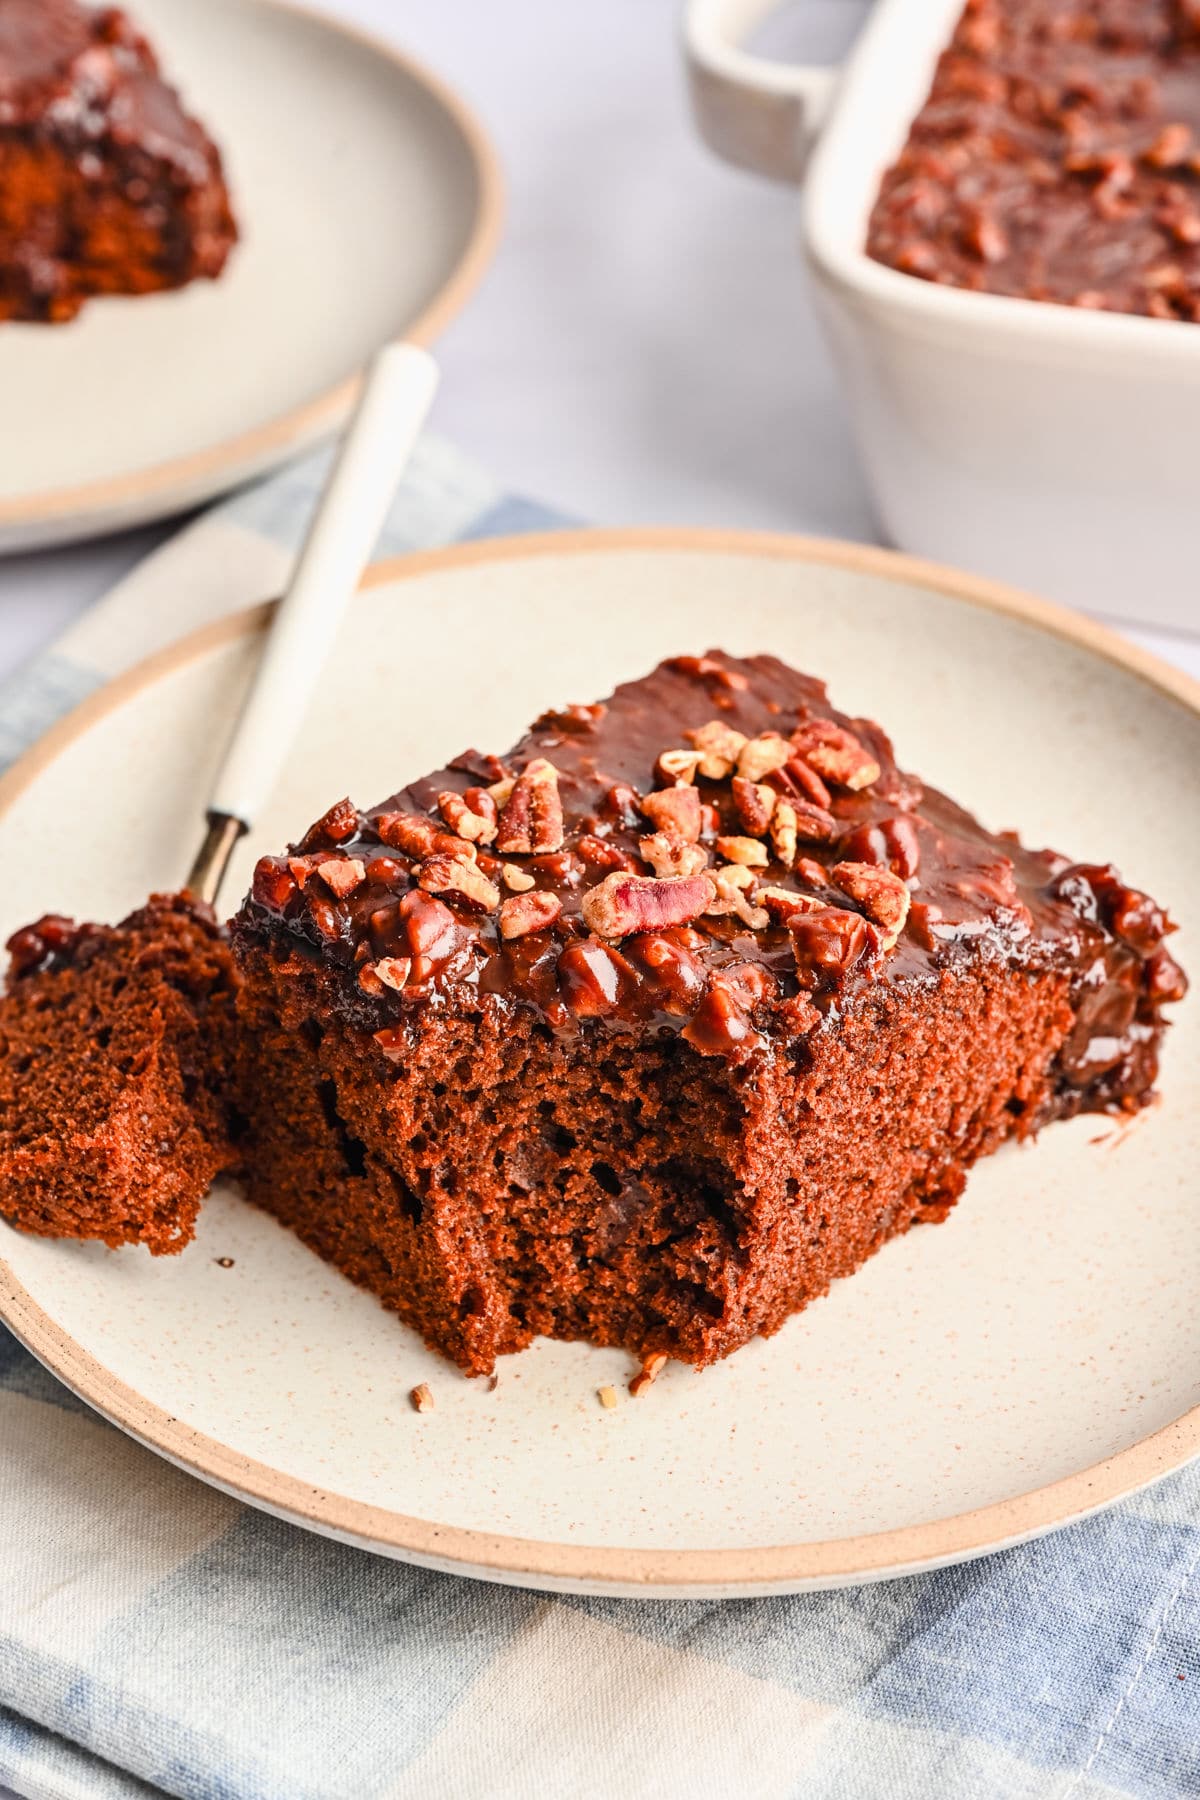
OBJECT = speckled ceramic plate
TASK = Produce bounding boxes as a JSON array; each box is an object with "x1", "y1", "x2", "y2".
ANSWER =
[
  {"x1": 1, "y1": 530, "x2": 1197, "y2": 1597},
  {"x1": 0, "y1": 0, "x2": 500, "y2": 553}
]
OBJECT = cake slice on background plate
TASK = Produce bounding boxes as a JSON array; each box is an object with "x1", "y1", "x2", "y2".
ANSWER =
[{"x1": 0, "y1": 0, "x2": 237, "y2": 322}]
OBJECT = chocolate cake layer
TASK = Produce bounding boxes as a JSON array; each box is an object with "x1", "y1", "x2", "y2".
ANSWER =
[
  {"x1": 0, "y1": 0, "x2": 236, "y2": 322},
  {"x1": 230, "y1": 652, "x2": 1186, "y2": 1374},
  {"x1": 0, "y1": 896, "x2": 243, "y2": 1251}
]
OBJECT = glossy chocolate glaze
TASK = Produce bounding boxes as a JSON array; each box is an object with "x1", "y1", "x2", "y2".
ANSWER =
[
  {"x1": 0, "y1": 0, "x2": 211, "y2": 182},
  {"x1": 867, "y1": 0, "x2": 1200, "y2": 320},
  {"x1": 233, "y1": 653, "x2": 1187, "y2": 1112}
]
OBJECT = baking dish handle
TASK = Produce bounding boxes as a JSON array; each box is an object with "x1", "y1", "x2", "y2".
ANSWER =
[{"x1": 683, "y1": 0, "x2": 837, "y2": 184}]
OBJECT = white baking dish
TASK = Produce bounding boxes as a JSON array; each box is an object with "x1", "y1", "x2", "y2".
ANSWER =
[{"x1": 684, "y1": 0, "x2": 1200, "y2": 632}]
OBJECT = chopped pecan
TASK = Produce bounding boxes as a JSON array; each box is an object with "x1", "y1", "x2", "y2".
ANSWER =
[
  {"x1": 316, "y1": 857, "x2": 365, "y2": 898},
  {"x1": 535, "y1": 701, "x2": 606, "y2": 733},
  {"x1": 298, "y1": 796, "x2": 359, "y2": 849},
  {"x1": 731, "y1": 776, "x2": 776, "y2": 836},
  {"x1": 757, "y1": 886, "x2": 824, "y2": 924},
  {"x1": 791, "y1": 720, "x2": 880, "y2": 791},
  {"x1": 359, "y1": 955, "x2": 412, "y2": 996},
  {"x1": 438, "y1": 789, "x2": 498, "y2": 844},
  {"x1": 831, "y1": 860, "x2": 911, "y2": 949},
  {"x1": 668, "y1": 654, "x2": 748, "y2": 691},
  {"x1": 715, "y1": 961, "x2": 776, "y2": 1007},
  {"x1": 578, "y1": 834, "x2": 641, "y2": 875},
  {"x1": 789, "y1": 905, "x2": 879, "y2": 985},
  {"x1": 488, "y1": 776, "x2": 515, "y2": 808},
  {"x1": 398, "y1": 890, "x2": 462, "y2": 965},
  {"x1": 376, "y1": 812, "x2": 443, "y2": 859},
  {"x1": 1145, "y1": 122, "x2": 1193, "y2": 168},
  {"x1": 790, "y1": 798, "x2": 839, "y2": 845},
  {"x1": 706, "y1": 863, "x2": 768, "y2": 929},
  {"x1": 683, "y1": 719, "x2": 747, "y2": 779},
  {"x1": 556, "y1": 939, "x2": 640, "y2": 1016},
  {"x1": 624, "y1": 931, "x2": 706, "y2": 1014},
  {"x1": 640, "y1": 784, "x2": 702, "y2": 842},
  {"x1": 795, "y1": 856, "x2": 828, "y2": 887},
  {"x1": 499, "y1": 891, "x2": 563, "y2": 939},
  {"x1": 1145, "y1": 945, "x2": 1188, "y2": 1005},
  {"x1": 682, "y1": 984, "x2": 763, "y2": 1060},
  {"x1": 307, "y1": 897, "x2": 341, "y2": 942},
  {"x1": 418, "y1": 853, "x2": 500, "y2": 912},
  {"x1": 501, "y1": 862, "x2": 536, "y2": 892},
  {"x1": 495, "y1": 758, "x2": 564, "y2": 855},
  {"x1": 581, "y1": 870, "x2": 712, "y2": 939},
  {"x1": 769, "y1": 801, "x2": 797, "y2": 868},
  {"x1": 655, "y1": 747, "x2": 703, "y2": 786},
  {"x1": 364, "y1": 855, "x2": 406, "y2": 887},
  {"x1": 639, "y1": 833, "x2": 709, "y2": 879},
  {"x1": 839, "y1": 816, "x2": 920, "y2": 879},
  {"x1": 736, "y1": 732, "x2": 792, "y2": 783},
  {"x1": 715, "y1": 835, "x2": 769, "y2": 868},
  {"x1": 252, "y1": 858, "x2": 295, "y2": 911},
  {"x1": 766, "y1": 755, "x2": 832, "y2": 812},
  {"x1": 601, "y1": 783, "x2": 642, "y2": 827},
  {"x1": 286, "y1": 855, "x2": 321, "y2": 890}
]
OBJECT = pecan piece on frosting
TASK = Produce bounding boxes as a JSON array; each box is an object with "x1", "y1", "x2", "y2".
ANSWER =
[
  {"x1": 706, "y1": 863, "x2": 769, "y2": 930},
  {"x1": 668, "y1": 654, "x2": 748, "y2": 691},
  {"x1": 359, "y1": 954, "x2": 412, "y2": 996},
  {"x1": 375, "y1": 811, "x2": 474, "y2": 861},
  {"x1": 789, "y1": 905, "x2": 880, "y2": 985},
  {"x1": 639, "y1": 783, "x2": 703, "y2": 842},
  {"x1": 581, "y1": 870, "x2": 712, "y2": 939},
  {"x1": 501, "y1": 862, "x2": 536, "y2": 892},
  {"x1": 731, "y1": 776, "x2": 776, "y2": 837},
  {"x1": 791, "y1": 719, "x2": 880, "y2": 792},
  {"x1": 831, "y1": 860, "x2": 911, "y2": 949},
  {"x1": 655, "y1": 747, "x2": 703, "y2": 786},
  {"x1": 438, "y1": 789, "x2": 498, "y2": 844},
  {"x1": 495, "y1": 758, "x2": 564, "y2": 855},
  {"x1": 499, "y1": 890, "x2": 563, "y2": 939},
  {"x1": 298, "y1": 796, "x2": 359, "y2": 849},
  {"x1": 758, "y1": 886, "x2": 824, "y2": 924},
  {"x1": 715, "y1": 834, "x2": 769, "y2": 868},
  {"x1": 315, "y1": 857, "x2": 365, "y2": 898},
  {"x1": 736, "y1": 732, "x2": 792, "y2": 784},
  {"x1": 768, "y1": 802, "x2": 798, "y2": 869},
  {"x1": 556, "y1": 939, "x2": 640, "y2": 1016},
  {"x1": 767, "y1": 755, "x2": 833, "y2": 812},
  {"x1": 639, "y1": 833, "x2": 709, "y2": 879},
  {"x1": 683, "y1": 719, "x2": 747, "y2": 780},
  {"x1": 418, "y1": 853, "x2": 501, "y2": 913}
]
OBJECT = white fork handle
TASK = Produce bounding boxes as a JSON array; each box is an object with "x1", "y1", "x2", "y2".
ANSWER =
[
  {"x1": 208, "y1": 342, "x2": 439, "y2": 829},
  {"x1": 683, "y1": 0, "x2": 838, "y2": 184}
]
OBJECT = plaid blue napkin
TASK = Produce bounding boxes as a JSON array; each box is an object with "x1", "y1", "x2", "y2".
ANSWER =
[{"x1": 2, "y1": 442, "x2": 1199, "y2": 1800}]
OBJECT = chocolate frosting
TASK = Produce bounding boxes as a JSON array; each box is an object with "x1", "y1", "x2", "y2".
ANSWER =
[
  {"x1": 0, "y1": 0, "x2": 210, "y2": 182},
  {"x1": 234, "y1": 652, "x2": 1186, "y2": 1113}
]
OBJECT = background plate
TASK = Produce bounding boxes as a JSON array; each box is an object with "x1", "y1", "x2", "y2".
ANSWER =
[
  {"x1": 0, "y1": 0, "x2": 500, "y2": 552},
  {"x1": 0, "y1": 530, "x2": 1197, "y2": 1596}
]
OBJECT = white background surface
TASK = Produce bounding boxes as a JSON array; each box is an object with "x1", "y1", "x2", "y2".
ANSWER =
[{"x1": 1, "y1": 0, "x2": 1196, "y2": 686}]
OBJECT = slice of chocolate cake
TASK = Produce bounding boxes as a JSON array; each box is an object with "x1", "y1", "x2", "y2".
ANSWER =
[
  {"x1": 230, "y1": 652, "x2": 1187, "y2": 1377},
  {"x1": 0, "y1": 0, "x2": 237, "y2": 323},
  {"x1": 0, "y1": 896, "x2": 242, "y2": 1251}
]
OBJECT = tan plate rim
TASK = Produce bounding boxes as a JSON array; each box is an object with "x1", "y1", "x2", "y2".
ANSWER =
[
  {"x1": 0, "y1": 0, "x2": 504, "y2": 535},
  {"x1": 2, "y1": 525, "x2": 1198, "y2": 1593}
]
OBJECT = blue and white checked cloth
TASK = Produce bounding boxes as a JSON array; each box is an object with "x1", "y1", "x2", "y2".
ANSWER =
[{"x1": 2, "y1": 441, "x2": 1200, "y2": 1800}]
